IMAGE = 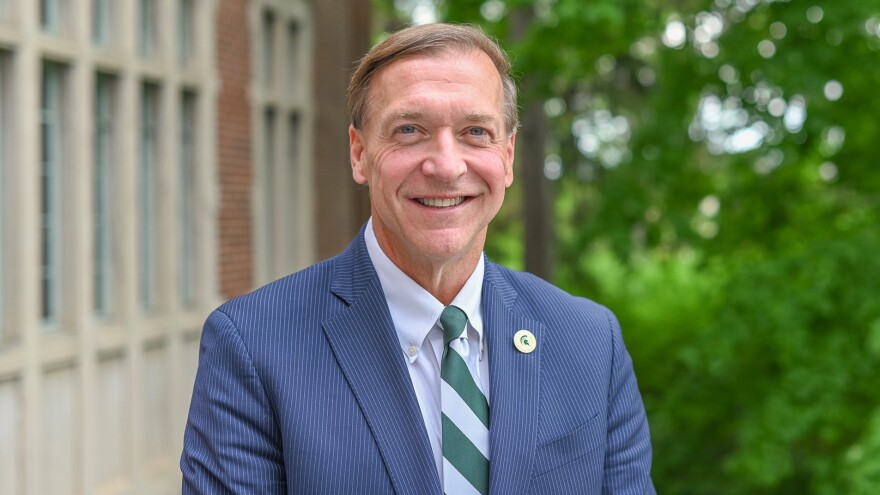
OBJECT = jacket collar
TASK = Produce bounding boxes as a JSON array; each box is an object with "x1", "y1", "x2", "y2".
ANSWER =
[
  {"x1": 324, "y1": 229, "x2": 442, "y2": 493},
  {"x1": 483, "y1": 262, "x2": 544, "y2": 493}
]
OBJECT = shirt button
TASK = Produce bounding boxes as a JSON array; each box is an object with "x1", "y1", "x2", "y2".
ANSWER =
[{"x1": 407, "y1": 344, "x2": 418, "y2": 357}]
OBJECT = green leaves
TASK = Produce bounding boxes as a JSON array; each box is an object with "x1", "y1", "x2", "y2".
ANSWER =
[
  {"x1": 661, "y1": 231, "x2": 880, "y2": 493},
  {"x1": 374, "y1": 0, "x2": 880, "y2": 491}
]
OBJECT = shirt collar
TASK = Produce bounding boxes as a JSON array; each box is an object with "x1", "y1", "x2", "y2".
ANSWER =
[{"x1": 364, "y1": 218, "x2": 485, "y2": 362}]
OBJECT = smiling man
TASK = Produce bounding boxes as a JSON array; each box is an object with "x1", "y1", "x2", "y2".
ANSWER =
[
  {"x1": 349, "y1": 46, "x2": 514, "y2": 304},
  {"x1": 182, "y1": 23, "x2": 655, "y2": 494}
]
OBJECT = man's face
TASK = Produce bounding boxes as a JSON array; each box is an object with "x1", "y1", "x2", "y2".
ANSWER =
[{"x1": 349, "y1": 49, "x2": 515, "y2": 271}]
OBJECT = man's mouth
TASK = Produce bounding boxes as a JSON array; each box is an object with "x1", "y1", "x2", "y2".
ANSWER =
[{"x1": 416, "y1": 197, "x2": 466, "y2": 208}]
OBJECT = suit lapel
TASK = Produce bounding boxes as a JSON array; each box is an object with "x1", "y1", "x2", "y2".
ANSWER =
[
  {"x1": 323, "y1": 235, "x2": 441, "y2": 494},
  {"x1": 483, "y1": 262, "x2": 544, "y2": 494}
]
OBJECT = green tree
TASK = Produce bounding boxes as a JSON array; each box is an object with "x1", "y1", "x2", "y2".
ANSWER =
[{"x1": 375, "y1": 1, "x2": 880, "y2": 492}]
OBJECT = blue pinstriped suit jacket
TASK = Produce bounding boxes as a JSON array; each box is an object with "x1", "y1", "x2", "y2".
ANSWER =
[{"x1": 181, "y1": 229, "x2": 655, "y2": 494}]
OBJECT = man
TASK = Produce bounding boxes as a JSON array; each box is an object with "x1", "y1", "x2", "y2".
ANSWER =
[{"x1": 181, "y1": 23, "x2": 654, "y2": 494}]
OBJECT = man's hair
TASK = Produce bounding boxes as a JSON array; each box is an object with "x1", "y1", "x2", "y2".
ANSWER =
[{"x1": 347, "y1": 23, "x2": 519, "y2": 134}]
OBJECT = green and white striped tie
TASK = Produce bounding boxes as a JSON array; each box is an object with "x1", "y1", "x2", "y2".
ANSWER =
[{"x1": 439, "y1": 305, "x2": 489, "y2": 495}]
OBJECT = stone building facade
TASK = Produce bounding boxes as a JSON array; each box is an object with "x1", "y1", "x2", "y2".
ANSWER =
[{"x1": 0, "y1": 0, "x2": 370, "y2": 493}]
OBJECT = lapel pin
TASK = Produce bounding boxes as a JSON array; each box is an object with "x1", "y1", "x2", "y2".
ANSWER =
[{"x1": 513, "y1": 330, "x2": 536, "y2": 354}]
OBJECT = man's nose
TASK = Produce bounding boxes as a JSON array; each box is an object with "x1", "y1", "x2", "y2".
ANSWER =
[{"x1": 421, "y1": 129, "x2": 466, "y2": 181}]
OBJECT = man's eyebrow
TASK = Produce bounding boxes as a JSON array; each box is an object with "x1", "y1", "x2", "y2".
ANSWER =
[
  {"x1": 380, "y1": 110, "x2": 422, "y2": 128},
  {"x1": 465, "y1": 113, "x2": 500, "y2": 126},
  {"x1": 377, "y1": 111, "x2": 500, "y2": 129}
]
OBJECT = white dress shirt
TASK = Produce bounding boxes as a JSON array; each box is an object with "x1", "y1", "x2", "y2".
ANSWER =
[{"x1": 364, "y1": 218, "x2": 490, "y2": 478}]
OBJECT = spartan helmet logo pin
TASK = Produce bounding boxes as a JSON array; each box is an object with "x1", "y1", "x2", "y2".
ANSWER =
[{"x1": 513, "y1": 330, "x2": 536, "y2": 354}]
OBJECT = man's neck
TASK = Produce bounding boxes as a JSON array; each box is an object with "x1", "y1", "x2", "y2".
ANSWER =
[{"x1": 374, "y1": 232, "x2": 483, "y2": 306}]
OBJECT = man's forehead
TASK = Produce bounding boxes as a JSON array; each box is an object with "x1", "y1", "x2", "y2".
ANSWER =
[
  {"x1": 372, "y1": 47, "x2": 501, "y2": 89},
  {"x1": 365, "y1": 49, "x2": 503, "y2": 126}
]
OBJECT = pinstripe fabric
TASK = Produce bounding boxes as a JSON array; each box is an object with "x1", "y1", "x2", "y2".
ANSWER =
[
  {"x1": 483, "y1": 266, "x2": 655, "y2": 494},
  {"x1": 181, "y1": 226, "x2": 655, "y2": 494}
]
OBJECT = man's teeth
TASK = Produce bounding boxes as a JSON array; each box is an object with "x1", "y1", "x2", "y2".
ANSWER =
[{"x1": 417, "y1": 197, "x2": 465, "y2": 208}]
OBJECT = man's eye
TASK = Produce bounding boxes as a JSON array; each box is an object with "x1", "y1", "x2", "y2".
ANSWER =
[
  {"x1": 468, "y1": 127, "x2": 488, "y2": 137},
  {"x1": 398, "y1": 125, "x2": 417, "y2": 134}
]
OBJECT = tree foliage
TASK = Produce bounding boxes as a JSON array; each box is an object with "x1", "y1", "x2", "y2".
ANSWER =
[{"x1": 375, "y1": 0, "x2": 880, "y2": 492}]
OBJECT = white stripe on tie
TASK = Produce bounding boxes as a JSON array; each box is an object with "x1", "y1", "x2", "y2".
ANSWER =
[
  {"x1": 443, "y1": 458, "x2": 483, "y2": 495},
  {"x1": 441, "y1": 380, "x2": 490, "y2": 458}
]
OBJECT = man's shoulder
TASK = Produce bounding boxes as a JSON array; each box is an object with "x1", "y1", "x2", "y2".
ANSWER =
[
  {"x1": 486, "y1": 262, "x2": 624, "y2": 368},
  {"x1": 216, "y1": 254, "x2": 343, "y2": 322},
  {"x1": 486, "y1": 262, "x2": 613, "y2": 323}
]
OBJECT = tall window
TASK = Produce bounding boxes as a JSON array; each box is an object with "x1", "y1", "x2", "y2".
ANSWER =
[
  {"x1": 40, "y1": 0, "x2": 67, "y2": 34},
  {"x1": 286, "y1": 113, "x2": 301, "y2": 263},
  {"x1": 41, "y1": 61, "x2": 65, "y2": 324},
  {"x1": 138, "y1": 0, "x2": 157, "y2": 58},
  {"x1": 0, "y1": 53, "x2": 6, "y2": 339},
  {"x1": 261, "y1": 108, "x2": 276, "y2": 276},
  {"x1": 179, "y1": 91, "x2": 197, "y2": 306},
  {"x1": 94, "y1": 74, "x2": 116, "y2": 317},
  {"x1": 0, "y1": 0, "x2": 217, "y2": 491},
  {"x1": 260, "y1": 10, "x2": 276, "y2": 90},
  {"x1": 139, "y1": 83, "x2": 159, "y2": 312},
  {"x1": 285, "y1": 22, "x2": 300, "y2": 95},
  {"x1": 253, "y1": 2, "x2": 310, "y2": 282},
  {"x1": 92, "y1": 0, "x2": 113, "y2": 46},
  {"x1": 178, "y1": 0, "x2": 196, "y2": 65}
]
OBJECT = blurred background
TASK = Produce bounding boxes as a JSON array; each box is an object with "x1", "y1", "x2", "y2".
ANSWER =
[{"x1": 0, "y1": 0, "x2": 877, "y2": 494}]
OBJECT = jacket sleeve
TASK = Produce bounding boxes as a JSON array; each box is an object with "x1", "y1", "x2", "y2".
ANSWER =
[
  {"x1": 180, "y1": 309, "x2": 287, "y2": 494},
  {"x1": 602, "y1": 310, "x2": 656, "y2": 494}
]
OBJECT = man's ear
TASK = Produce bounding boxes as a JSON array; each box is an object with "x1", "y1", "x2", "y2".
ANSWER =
[
  {"x1": 504, "y1": 131, "x2": 516, "y2": 188},
  {"x1": 350, "y1": 125, "x2": 369, "y2": 185}
]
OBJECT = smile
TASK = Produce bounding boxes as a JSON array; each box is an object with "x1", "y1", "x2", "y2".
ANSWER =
[{"x1": 416, "y1": 197, "x2": 466, "y2": 208}]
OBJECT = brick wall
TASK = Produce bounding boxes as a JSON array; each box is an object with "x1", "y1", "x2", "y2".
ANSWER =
[
  {"x1": 213, "y1": 0, "x2": 371, "y2": 299},
  {"x1": 313, "y1": 0, "x2": 372, "y2": 260},
  {"x1": 216, "y1": 0, "x2": 254, "y2": 299}
]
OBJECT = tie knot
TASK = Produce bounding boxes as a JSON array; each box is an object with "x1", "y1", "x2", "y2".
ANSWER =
[{"x1": 439, "y1": 305, "x2": 468, "y2": 346}]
